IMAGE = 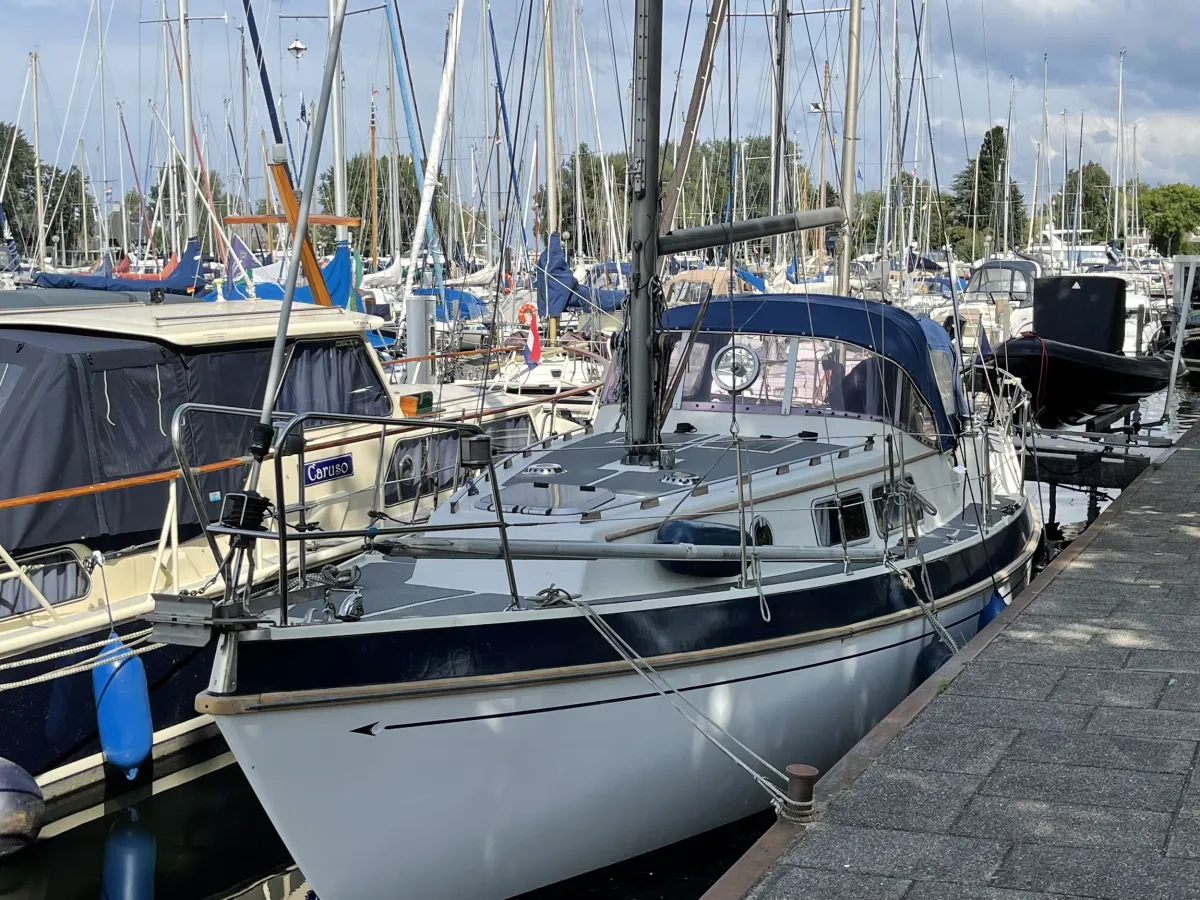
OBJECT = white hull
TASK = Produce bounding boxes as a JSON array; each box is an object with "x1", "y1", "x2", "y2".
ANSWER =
[{"x1": 216, "y1": 571, "x2": 1024, "y2": 900}]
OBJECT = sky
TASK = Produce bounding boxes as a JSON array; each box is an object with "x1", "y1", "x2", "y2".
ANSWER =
[{"x1": 1, "y1": 0, "x2": 1198, "y2": 224}]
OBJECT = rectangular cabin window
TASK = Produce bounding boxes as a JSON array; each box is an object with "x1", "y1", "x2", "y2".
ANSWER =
[
  {"x1": 0, "y1": 549, "x2": 90, "y2": 621},
  {"x1": 871, "y1": 476, "x2": 923, "y2": 536},
  {"x1": 813, "y1": 492, "x2": 871, "y2": 546},
  {"x1": 383, "y1": 416, "x2": 534, "y2": 508}
]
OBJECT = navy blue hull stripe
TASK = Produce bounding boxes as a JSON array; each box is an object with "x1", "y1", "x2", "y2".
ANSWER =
[
  {"x1": 235, "y1": 508, "x2": 1033, "y2": 696},
  {"x1": 367, "y1": 604, "x2": 986, "y2": 733}
]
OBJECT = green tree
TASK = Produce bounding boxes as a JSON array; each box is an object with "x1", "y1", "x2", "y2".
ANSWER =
[
  {"x1": 0, "y1": 121, "x2": 97, "y2": 261},
  {"x1": 317, "y1": 152, "x2": 422, "y2": 259},
  {"x1": 1140, "y1": 183, "x2": 1200, "y2": 256},
  {"x1": 949, "y1": 126, "x2": 1027, "y2": 251}
]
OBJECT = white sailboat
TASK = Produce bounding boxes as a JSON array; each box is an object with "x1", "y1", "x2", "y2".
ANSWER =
[{"x1": 149, "y1": 4, "x2": 1040, "y2": 899}]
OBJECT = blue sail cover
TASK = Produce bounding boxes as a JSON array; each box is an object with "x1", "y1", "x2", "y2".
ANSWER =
[
  {"x1": 736, "y1": 267, "x2": 765, "y2": 292},
  {"x1": 414, "y1": 287, "x2": 488, "y2": 322},
  {"x1": 535, "y1": 232, "x2": 590, "y2": 317},
  {"x1": 666, "y1": 294, "x2": 955, "y2": 449},
  {"x1": 33, "y1": 237, "x2": 204, "y2": 294},
  {"x1": 210, "y1": 241, "x2": 358, "y2": 310}
]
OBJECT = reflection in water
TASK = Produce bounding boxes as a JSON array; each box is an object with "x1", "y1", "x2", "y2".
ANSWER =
[
  {"x1": 0, "y1": 757, "x2": 766, "y2": 900},
  {"x1": 102, "y1": 811, "x2": 155, "y2": 900},
  {"x1": 0, "y1": 765, "x2": 291, "y2": 900}
]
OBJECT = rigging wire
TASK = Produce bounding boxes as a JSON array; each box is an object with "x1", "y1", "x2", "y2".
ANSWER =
[{"x1": 907, "y1": 0, "x2": 1004, "y2": 599}]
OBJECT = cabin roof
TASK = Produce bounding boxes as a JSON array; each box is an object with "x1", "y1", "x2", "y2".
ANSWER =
[{"x1": 0, "y1": 299, "x2": 382, "y2": 346}]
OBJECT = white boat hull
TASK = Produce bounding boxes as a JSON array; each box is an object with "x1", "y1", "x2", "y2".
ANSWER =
[{"x1": 215, "y1": 570, "x2": 1024, "y2": 900}]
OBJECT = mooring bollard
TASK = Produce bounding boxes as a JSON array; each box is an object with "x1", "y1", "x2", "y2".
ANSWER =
[{"x1": 782, "y1": 763, "x2": 820, "y2": 824}]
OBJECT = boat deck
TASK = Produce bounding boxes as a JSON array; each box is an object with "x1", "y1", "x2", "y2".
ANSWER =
[
  {"x1": 710, "y1": 423, "x2": 1200, "y2": 900},
  {"x1": 274, "y1": 501, "x2": 1002, "y2": 624}
]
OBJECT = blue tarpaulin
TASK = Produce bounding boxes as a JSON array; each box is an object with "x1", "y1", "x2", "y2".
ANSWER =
[
  {"x1": 34, "y1": 238, "x2": 204, "y2": 295},
  {"x1": 209, "y1": 241, "x2": 358, "y2": 309},
  {"x1": 414, "y1": 286, "x2": 489, "y2": 321},
  {"x1": 736, "y1": 267, "x2": 765, "y2": 292}
]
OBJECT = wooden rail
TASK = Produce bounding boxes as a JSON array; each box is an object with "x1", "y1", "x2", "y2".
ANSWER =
[{"x1": 0, "y1": 383, "x2": 602, "y2": 513}]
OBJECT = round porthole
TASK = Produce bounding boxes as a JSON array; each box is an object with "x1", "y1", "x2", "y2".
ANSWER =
[
  {"x1": 751, "y1": 515, "x2": 774, "y2": 547},
  {"x1": 711, "y1": 344, "x2": 761, "y2": 394}
]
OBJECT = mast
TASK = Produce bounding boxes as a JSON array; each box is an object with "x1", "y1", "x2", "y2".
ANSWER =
[
  {"x1": 369, "y1": 97, "x2": 378, "y2": 269},
  {"x1": 329, "y1": 0, "x2": 349, "y2": 243},
  {"x1": 768, "y1": 0, "x2": 788, "y2": 264},
  {"x1": 387, "y1": 78, "x2": 401, "y2": 258},
  {"x1": 240, "y1": 26, "x2": 251, "y2": 215},
  {"x1": 815, "y1": 62, "x2": 829, "y2": 268},
  {"x1": 1073, "y1": 113, "x2": 1084, "y2": 267},
  {"x1": 482, "y1": 0, "x2": 495, "y2": 265},
  {"x1": 117, "y1": 104, "x2": 130, "y2": 253},
  {"x1": 1001, "y1": 78, "x2": 1013, "y2": 254},
  {"x1": 625, "y1": 0, "x2": 663, "y2": 462},
  {"x1": 96, "y1": 2, "x2": 110, "y2": 251},
  {"x1": 571, "y1": 1, "x2": 582, "y2": 259},
  {"x1": 660, "y1": 0, "x2": 726, "y2": 236},
  {"x1": 835, "y1": 0, "x2": 862, "y2": 294},
  {"x1": 78, "y1": 139, "x2": 89, "y2": 262},
  {"x1": 1060, "y1": 110, "x2": 1067, "y2": 267},
  {"x1": 162, "y1": 0, "x2": 180, "y2": 254},
  {"x1": 1112, "y1": 50, "x2": 1124, "y2": 249},
  {"x1": 178, "y1": 0, "x2": 198, "y2": 237},
  {"x1": 250, "y1": 0, "x2": 349, "y2": 475},
  {"x1": 31, "y1": 53, "x2": 46, "y2": 267},
  {"x1": 542, "y1": 0, "x2": 559, "y2": 236},
  {"x1": 1038, "y1": 53, "x2": 1048, "y2": 245},
  {"x1": 1132, "y1": 122, "x2": 1140, "y2": 244}
]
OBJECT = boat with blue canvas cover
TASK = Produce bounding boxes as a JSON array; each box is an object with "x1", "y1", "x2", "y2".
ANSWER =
[
  {"x1": 212, "y1": 240, "x2": 358, "y2": 309},
  {"x1": 32, "y1": 238, "x2": 205, "y2": 296}
]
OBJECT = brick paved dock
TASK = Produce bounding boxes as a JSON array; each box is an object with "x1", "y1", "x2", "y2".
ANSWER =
[{"x1": 712, "y1": 431, "x2": 1200, "y2": 900}]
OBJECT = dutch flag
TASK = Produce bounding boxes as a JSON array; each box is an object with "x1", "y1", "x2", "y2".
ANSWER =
[{"x1": 524, "y1": 309, "x2": 541, "y2": 369}]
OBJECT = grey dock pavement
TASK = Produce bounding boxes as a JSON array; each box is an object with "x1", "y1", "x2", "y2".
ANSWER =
[{"x1": 708, "y1": 427, "x2": 1200, "y2": 900}]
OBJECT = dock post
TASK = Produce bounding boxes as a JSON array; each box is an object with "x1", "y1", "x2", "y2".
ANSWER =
[
  {"x1": 1047, "y1": 481, "x2": 1057, "y2": 529},
  {"x1": 784, "y1": 764, "x2": 819, "y2": 824}
]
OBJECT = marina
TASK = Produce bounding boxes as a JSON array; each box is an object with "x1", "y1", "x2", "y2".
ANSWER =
[{"x1": 1, "y1": 0, "x2": 1199, "y2": 897}]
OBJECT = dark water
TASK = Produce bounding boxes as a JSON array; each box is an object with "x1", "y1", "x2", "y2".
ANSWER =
[
  {"x1": 6, "y1": 384, "x2": 1198, "y2": 900},
  {"x1": 0, "y1": 762, "x2": 772, "y2": 900}
]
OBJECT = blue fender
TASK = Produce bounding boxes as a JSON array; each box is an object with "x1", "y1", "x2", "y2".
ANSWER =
[
  {"x1": 91, "y1": 635, "x2": 152, "y2": 780},
  {"x1": 978, "y1": 589, "x2": 1007, "y2": 630}
]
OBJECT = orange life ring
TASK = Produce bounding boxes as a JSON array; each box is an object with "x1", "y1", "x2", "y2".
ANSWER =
[
  {"x1": 518, "y1": 302, "x2": 537, "y2": 324},
  {"x1": 503, "y1": 272, "x2": 515, "y2": 294}
]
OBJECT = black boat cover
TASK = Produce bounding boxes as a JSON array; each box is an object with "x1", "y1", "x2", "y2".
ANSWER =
[
  {"x1": 0, "y1": 330, "x2": 390, "y2": 553},
  {"x1": 988, "y1": 335, "x2": 1172, "y2": 428},
  {"x1": 1032, "y1": 276, "x2": 1125, "y2": 353}
]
